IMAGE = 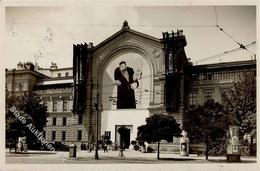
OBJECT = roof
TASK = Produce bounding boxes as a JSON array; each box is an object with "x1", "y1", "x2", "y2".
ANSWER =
[
  {"x1": 36, "y1": 78, "x2": 73, "y2": 86},
  {"x1": 192, "y1": 60, "x2": 256, "y2": 70},
  {"x1": 37, "y1": 67, "x2": 72, "y2": 71},
  {"x1": 5, "y1": 69, "x2": 49, "y2": 79}
]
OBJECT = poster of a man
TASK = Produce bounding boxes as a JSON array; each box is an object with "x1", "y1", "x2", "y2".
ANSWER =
[{"x1": 114, "y1": 61, "x2": 139, "y2": 109}]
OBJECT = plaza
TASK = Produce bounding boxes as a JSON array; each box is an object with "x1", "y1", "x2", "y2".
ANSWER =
[{"x1": 5, "y1": 149, "x2": 257, "y2": 164}]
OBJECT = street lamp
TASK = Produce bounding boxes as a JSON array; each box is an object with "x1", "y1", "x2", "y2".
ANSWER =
[{"x1": 94, "y1": 83, "x2": 100, "y2": 159}]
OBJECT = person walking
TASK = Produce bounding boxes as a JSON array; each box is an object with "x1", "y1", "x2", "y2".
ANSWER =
[{"x1": 103, "y1": 144, "x2": 108, "y2": 153}]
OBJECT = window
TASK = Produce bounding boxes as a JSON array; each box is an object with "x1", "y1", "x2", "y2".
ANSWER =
[
  {"x1": 77, "y1": 130, "x2": 82, "y2": 141},
  {"x1": 5, "y1": 83, "x2": 12, "y2": 91},
  {"x1": 199, "y1": 73, "x2": 205, "y2": 80},
  {"x1": 246, "y1": 69, "x2": 251, "y2": 75},
  {"x1": 53, "y1": 100, "x2": 58, "y2": 112},
  {"x1": 62, "y1": 131, "x2": 66, "y2": 141},
  {"x1": 18, "y1": 83, "x2": 24, "y2": 91},
  {"x1": 220, "y1": 71, "x2": 227, "y2": 79},
  {"x1": 8, "y1": 83, "x2": 12, "y2": 91},
  {"x1": 15, "y1": 82, "x2": 24, "y2": 91},
  {"x1": 78, "y1": 115, "x2": 83, "y2": 125},
  {"x1": 221, "y1": 90, "x2": 229, "y2": 102},
  {"x1": 168, "y1": 52, "x2": 174, "y2": 74},
  {"x1": 15, "y1": 83, "x2": 19, "y2": 91},
  {"x1": 204, "y1": 92, "x2": 213, "y2": 102},
  {"x1": 191, "y1": 73, "x2": 198, "y2": 80},
  {"x1": 189, "y1": 93, "x2": 196, "y2": 106},
  {"x1": 105, "y1": 131, "x2": 111, "y2": 139},
  {"x1": 43, "y1": 100, "x2": 47, "y2": 107},
  {"x1": 237, "y1": 69, "x2": 243, "y2": 78},
  {"x1": 213, "y1": 72, "x2": 219, "y2": 80},
  {"x1": 63, "y1": 99, "x2": 68, "y2": 111},
  {"x1": 58, "y1": 73, "x2": 61, "y2": 77},
  {"x1": 229, "y1": 70, "x2": 235, "y2": 79},
  {"x1": 206, "y1": 72, "x2": 212, "y2": 80},
  {"x1": 53, "y1": 117, "x2": 56, "y2": 126},
  {"x1": 63, "y1": 117, "x2": 67, "y2": 126},
  {"x1": 52, "y1": 131, "x2": 56, "y2": 141},
  {"x1": 65, "y1": 72, "x2": 69, "y2": 77}
]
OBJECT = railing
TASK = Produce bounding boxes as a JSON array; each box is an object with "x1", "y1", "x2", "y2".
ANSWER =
[{"x1": 148, "y1": 142, "x2": 206, "y2": 155}]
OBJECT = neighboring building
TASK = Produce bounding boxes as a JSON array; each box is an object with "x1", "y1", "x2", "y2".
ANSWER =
[
  {"x1": 5, "y1": 62, "x2": 48, "y2": 96},
  {"x1": 6, "y1": 62, "x2": 88, "y2": 146},
  {"x1": 5, "y1": 21, "x2": 256, "y2": 146},
  {"x1": 187, "y1": 60, "x2": 256, "y2": 108}
]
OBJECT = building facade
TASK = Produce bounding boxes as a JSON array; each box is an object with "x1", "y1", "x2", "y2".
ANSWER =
[{"x1": 5, "y1": 22, "x2": 256, "y2": 146}]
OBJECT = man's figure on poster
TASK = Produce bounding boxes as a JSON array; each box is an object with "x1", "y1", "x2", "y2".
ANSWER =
[{"x1": 114, "y1": 61, "x2": 140, "y2": 109}]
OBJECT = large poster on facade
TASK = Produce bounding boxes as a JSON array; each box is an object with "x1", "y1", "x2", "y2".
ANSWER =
[{"x1": 102, "y1": 52, "x2": 151, "y2": 110}]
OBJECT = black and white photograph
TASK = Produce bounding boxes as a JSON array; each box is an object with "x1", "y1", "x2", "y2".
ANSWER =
[{"x1": 1, "y1": 1, "x2": 258, "y2": 171}]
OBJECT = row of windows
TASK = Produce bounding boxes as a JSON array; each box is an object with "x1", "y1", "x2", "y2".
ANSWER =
[
  {"x1": 6, "y1": 82, "x2": 27, "y2": 92},
  {"x1": 43, "y1": 99, "x2": 73, "y2": 112},
  {"x1": 191, "y1": 69, "x2": 255, "y2": 81},
  {"x1": 53, "y1": 99, "x2": 68, "y2": 112},
  {"x1": 41, "y1": 88, "x2": 73, "y2": 94},
  {"x1": 189, "y1": 91, "x2": 213, "y2": 106},
  {"x1": 189, "y1": 91, "x2": 229, "y2": 106},
  {"x1": 51, "y1": 130, "x2": 82, "y2": 141},
  {"x1": 51, "y1": 115, "x2": 83, "y2": 126}
]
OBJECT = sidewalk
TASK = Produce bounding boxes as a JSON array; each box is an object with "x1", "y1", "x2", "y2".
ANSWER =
[{"x1": 5, "y1": 148, "x2": 257, "y2": 164}]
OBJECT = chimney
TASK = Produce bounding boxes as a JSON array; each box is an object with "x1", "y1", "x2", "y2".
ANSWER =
[
  {"x1": 89, "y1": 42, "x2": 94, "y2": 48},
  {"x1": 17, "y1": 62, "x2": 24, "y2": 70}
]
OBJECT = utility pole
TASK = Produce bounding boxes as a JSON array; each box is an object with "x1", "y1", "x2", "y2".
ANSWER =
[{"x1": 94, "y1": 82, "x2": 99, "y2": 159}]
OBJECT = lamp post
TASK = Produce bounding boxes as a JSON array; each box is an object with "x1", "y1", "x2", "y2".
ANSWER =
[{"x1": 94, "y1": 83, "x2": 99, "y2": 159}]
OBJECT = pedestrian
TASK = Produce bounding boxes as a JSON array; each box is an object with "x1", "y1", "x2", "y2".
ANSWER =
[
  {"x1": 103, "y1": 144, "x2": 108, "y2": 153},
  {"x1": 119, "y1": 147, "x2": 125, "y2": 158},
  {"x1": 20, "y1": 142, "x2": 24, "y2": 153},
  {"x1": 86, "y1": 143, "x2": 89, "y2": 151},
  {"x1": 89, "y1": 144, "x2": 93, "y2": 152},
  {"x1": 114, "y1": 142, "x2": 118, "y2": 151},
  {"x1": 81, "y1": 142, "x2": 84, "y2": 150}
]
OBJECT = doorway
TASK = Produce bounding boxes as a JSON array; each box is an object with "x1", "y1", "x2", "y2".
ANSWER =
[{"x1": 115, "y1": 125, "x2": 132, "y2": 149}]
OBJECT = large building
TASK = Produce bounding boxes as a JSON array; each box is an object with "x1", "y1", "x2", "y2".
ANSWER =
[{"x1": 5, "y1": 21, "x2": 256, "y2": 147}]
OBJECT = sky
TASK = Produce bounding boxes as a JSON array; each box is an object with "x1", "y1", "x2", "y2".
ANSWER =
[{"x1": 4, "y1": 6, "x2": 256, "y2": 68}]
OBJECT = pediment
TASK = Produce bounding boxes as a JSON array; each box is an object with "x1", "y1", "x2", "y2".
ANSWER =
[{"x1": 93, "y1": 27, "x2": 163, "y2": 55}]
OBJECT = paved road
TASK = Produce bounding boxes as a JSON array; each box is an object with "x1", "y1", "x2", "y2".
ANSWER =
[{"x1": 5, "y1": 149, "x2": 256, "y2": 164}]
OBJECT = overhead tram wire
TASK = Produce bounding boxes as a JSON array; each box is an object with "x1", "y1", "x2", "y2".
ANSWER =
[
  {"x1": 196, "y1": 41, "x2": 256, "y2": 63},
  {"x1": 6, "y1": 21, "x2": 216, "y2": 29},
  {"x1": 214, "y1": 6, "x2": 256, "y2": 57}
]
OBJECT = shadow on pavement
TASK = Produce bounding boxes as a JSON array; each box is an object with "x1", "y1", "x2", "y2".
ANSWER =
[
  {"x1": 206, "y1": 159, "x2": 256, "y2": 163},
  {"x1": 6, "y1": 151, "x2": 56, "y2": 157},
  {"x1": 158, "y1": 158, "x2": 197, "y2": 161}
]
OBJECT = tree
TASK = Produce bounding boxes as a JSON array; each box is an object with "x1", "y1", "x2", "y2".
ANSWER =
[
  {"x1": 136, "y1": 114, "x2": 181, "y2": 159},
  {"x1": 221, "y1": 71, "x2": 256, "y2": 155},
  {"x1": 6, "y1": 93, "x2": 48, "y2": 149},
  {"x1": 183, "y1": 99, "x2": 228, "y2": 160}
]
